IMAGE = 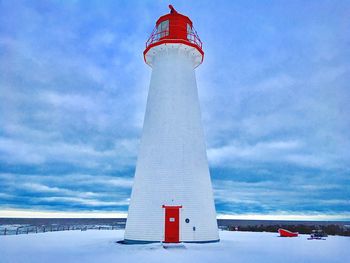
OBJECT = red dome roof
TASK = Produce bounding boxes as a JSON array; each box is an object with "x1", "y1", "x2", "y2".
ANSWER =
[{"x1": 156, "y1": 5, "x2": 192, "y2": 29}]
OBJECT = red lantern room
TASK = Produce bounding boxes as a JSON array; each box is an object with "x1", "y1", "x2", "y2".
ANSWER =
[{"x1": 144, "y1": 5, "x2": 204, "y2": 67}]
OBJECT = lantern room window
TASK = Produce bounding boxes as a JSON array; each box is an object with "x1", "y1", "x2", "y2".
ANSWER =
[
  {"x1": 157, "y1": 20, "x2": 169, "y2": 39},
  {"x1": 187, "y1": 23, "x2": 193, "y2": 42}
]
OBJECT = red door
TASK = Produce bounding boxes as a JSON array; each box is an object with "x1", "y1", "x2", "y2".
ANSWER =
[{"x1": 162, "y1": 205, "x2": 182, "y2": 243}]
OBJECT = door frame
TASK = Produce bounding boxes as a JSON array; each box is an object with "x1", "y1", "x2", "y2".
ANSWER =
[{"x1": 162, "y1": 205, "x2": 182, "y2": 243}]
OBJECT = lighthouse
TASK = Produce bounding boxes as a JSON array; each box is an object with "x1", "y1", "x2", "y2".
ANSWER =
[{"x1": 124, "y1": 5, "x2": 219, "y2": 243}]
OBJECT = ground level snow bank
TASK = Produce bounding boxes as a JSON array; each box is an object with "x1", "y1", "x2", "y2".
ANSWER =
[{"x1": 1, "y1": 230, "x2": 349, "y2": 263}]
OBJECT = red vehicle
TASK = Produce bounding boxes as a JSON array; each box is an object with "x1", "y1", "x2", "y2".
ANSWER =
[{"x1": 278, "y1": 228, "x2": 299, "y2": 237}]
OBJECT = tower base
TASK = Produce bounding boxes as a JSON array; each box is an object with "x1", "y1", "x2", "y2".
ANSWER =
[{"x1": 120, "y1": 238, "x2": 220, "y2": 245}]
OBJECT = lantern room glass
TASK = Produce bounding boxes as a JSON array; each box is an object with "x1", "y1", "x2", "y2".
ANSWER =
[
  {"x1": 157, "y1": 20, "x2": 169, "y2": 39},
  {"x1": 187, "y1": 23, "x2": 193, "y2": 42}
]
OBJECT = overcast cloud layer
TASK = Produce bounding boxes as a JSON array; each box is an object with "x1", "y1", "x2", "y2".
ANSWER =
[{"x1": 1, "y1": 0, "x2": 349, "y2": 219}]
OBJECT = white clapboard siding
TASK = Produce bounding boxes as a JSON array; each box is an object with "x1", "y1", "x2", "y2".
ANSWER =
[{"x1": 124, "y1": 44, "x2": 219, "y2": 243}]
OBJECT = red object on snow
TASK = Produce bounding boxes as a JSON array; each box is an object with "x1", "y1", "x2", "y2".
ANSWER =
[{"x1": 278, "y1": 228, "x2": 299, "y2": 237}]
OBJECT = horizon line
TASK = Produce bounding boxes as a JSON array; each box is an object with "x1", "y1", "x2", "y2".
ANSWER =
[{"x1": 1, "y1": 209, "x2": 349, "y2": 221}]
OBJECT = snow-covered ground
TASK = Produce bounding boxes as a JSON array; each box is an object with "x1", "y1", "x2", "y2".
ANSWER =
[{"x1": 1, "y1": 230, "x2": 349, "y2": 263}]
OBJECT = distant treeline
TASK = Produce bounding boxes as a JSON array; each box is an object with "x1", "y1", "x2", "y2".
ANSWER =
[{"x1": 226, "y1": 224, "x2": 350, "y2": 236}]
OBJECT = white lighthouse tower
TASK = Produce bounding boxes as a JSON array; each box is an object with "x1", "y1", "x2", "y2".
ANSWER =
[{"x1": 124, "y1": 5, "x2": 219, "y2": 243}]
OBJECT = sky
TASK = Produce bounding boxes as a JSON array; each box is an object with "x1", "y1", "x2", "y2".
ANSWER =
[{"x1": 0, "y1": 0, "x2": 349, "y2": 220}]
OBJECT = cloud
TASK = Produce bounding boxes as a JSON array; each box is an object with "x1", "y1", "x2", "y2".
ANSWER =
[
  {"x1": 0, "y1": 0, "x2": 349, "y2": 217},
  {"x1": 33, "y1": 196, "x2": 128, "y2": 207},
  {"x1": 0, "y1": 136, "x2": 137, "y2": 169},
  {"x1": 208, "y1": 139, "x2": 308, "y2": 167},
  {"x1": 213, "y1": 178, "x2": 350, "y2": 215},
  {"x1": 1, "y1": 173, "x2": 133, "y2": 211}
]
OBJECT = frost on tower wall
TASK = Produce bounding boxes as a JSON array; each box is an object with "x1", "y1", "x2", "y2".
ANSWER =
[{"x1": 124, "y1": 5, "x2": 219, "y2": 243}]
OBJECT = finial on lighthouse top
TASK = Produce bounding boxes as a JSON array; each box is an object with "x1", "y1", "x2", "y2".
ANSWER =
[
  {"x1": 144, "y1": 5, "x2": 204, "y2": 68},
  {"x1": 169, "y1": 5, "x2": 177, "y2": 14}
]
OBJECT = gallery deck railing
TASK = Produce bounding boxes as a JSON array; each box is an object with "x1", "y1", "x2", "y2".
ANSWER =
[{"x1": 145, "y1": 25, "x2": 203, "y2": 50}]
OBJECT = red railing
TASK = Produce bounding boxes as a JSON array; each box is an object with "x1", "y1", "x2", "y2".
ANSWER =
[{"x1": 145, "y1": 25, "x2": 203, "y2": 50}]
